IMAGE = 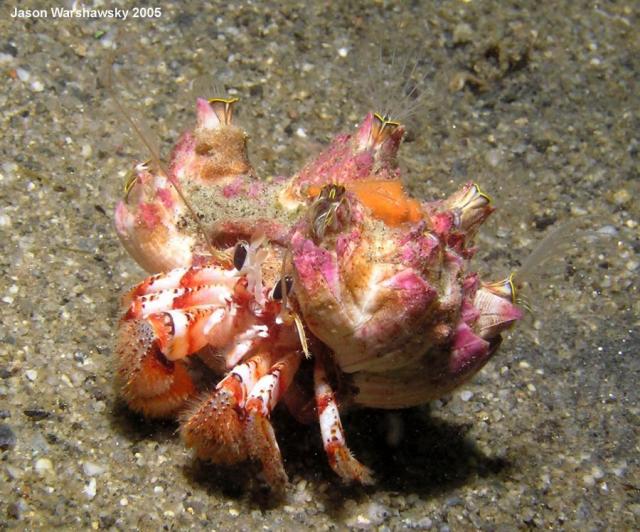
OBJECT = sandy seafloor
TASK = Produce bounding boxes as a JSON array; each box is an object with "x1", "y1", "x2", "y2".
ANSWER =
[{"x1": 0, "y1": 1, "x2": 638, "y2": 530}]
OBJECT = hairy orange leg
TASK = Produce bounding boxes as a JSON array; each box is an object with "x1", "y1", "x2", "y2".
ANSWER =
[
  {"x1": 180, "y1": 351, "x2": 275, "y2": 464},
  {"x1": 116, "y1": 318, "x2": 198, "y2": 418},
  {"x1": 314, "y1": 355, "x2": 374, "y2": 484}
]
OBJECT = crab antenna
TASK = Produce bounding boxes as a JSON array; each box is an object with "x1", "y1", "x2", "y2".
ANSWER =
[
  {"x1": 292, "y1": 311, "x2": 311, "y2": 359},
  {"x1": 101, "y1": 48, "x2": 227, "y2": 264},
  {"x1": 277, "y1": 249, "x2": 311, "y2": 359}
]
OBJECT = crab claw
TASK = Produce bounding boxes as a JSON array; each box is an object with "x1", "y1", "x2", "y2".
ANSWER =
[
  {"x1": 355, "y1": 112, "x2": 404, "y2": 162},
  {"x1": 448, "y1": 322, "x2": 491, "y2": 376}
]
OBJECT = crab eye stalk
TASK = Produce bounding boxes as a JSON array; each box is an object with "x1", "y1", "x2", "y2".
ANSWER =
[
  {"x1": 233, "y1": 241, "x2": 249, "y2": 271},
  {"x1": 271, "y1": 276, "x2": 293, "y2": 301}
]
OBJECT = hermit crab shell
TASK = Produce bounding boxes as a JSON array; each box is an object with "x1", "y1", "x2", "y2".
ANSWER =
[{"x1": 288, "y1": 177, "x2": 521, "y2": 409}]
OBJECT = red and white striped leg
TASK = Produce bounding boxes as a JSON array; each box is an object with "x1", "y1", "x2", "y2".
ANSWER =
[
  {"x1": 244, "y1": 351, "x2": 302, "y2": 490},
  {"x1": 180, "y1": 351, "x2": 274, "y2": 464},
  {"x1": 314, "y1": 355, "x2": 374, "y2": 484},
  {"x1": 123, "y1": 264, "x2": 236, "y2": 305},
  {"x1": 117, "y1": 265, "x2": 239, "y2": 418}
]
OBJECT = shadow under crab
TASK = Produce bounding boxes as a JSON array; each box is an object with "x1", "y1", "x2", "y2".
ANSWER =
[{"x1": 180, "y1": 404, "x2": 509, "y2": 505}]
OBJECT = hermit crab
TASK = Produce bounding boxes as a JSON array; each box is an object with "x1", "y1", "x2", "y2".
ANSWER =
[{"x1": 113, "y1": 92, "x2": 523, "y2": 492}]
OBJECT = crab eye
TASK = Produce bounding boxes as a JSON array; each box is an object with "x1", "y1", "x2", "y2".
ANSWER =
[
  {"x1": 233, "y1": 241, "x2": 249, "y2": 271},
  {"x1": 271, "y1": 276, "x2": 293, "y2": 301}
]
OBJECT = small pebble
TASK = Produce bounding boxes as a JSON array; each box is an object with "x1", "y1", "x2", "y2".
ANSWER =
[
  {"x1": 453, "y1": 22, "x2": 474, "y2": 44},
  {"x1": 0, "y1": 423, "x2": 17, "y2": 450},
  {"x1": 23, "y1": 408, "x2": 50, "y2": 420},
  {"x1": 16, "y1": 67, "x2": 29, "y2": 81},
  {"x1": 34, "y1": 458, "x2": 53, "y2": 476},
  {"x1": 7, "y1": 499, "x2": 27, "y2": 520},
  {"x1": 81, "y1": 144, "x2": 93, "y2": 158},
  {"x1": 84, "y1": 478, "x2": 97, "y2": 500},
  {"x1": 597, "y1": 225, "x2": 617, "y2": 236},
  {"x1": 366, "y1": 502, "x2": 389, "y2": 525},
  {"x1": 591, "y1": 466, "x2": 604, "y2": 479},
  {"x1": 6, "y1": 464, "x2": 22, "y2": 480},
  {"x1": 612, "y1": 461, "x2": 627, "y2": 477},
  {"x1": 25, "y1": 369, "x2": 38, "y2": 381},
  {"x1": 460, "y1": 390, "x2": 474, "y2": 402},
  {"x1": 612, "y1": 189, "x2": 631, "y2": 206},
  {"x1": 485, "y1": 149, "x2": 501, "y2": 167},
  {"x1": 30, "y1": 432, "x2": 49, "y2": 453},
  {"x1": 0, "y1": 52, "x2": 15, "y2": 65},
  {"x1": 83, "y1": 462, "x2": 106, "y2": 476}
]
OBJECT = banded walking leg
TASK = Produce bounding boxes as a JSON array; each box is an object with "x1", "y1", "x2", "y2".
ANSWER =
[
  {"x1": 314, "y1": 355, "x2": 373, "y2": 484},
  {"x1": 244, "y1": 351, "x2": 302, "y2": 490}
]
